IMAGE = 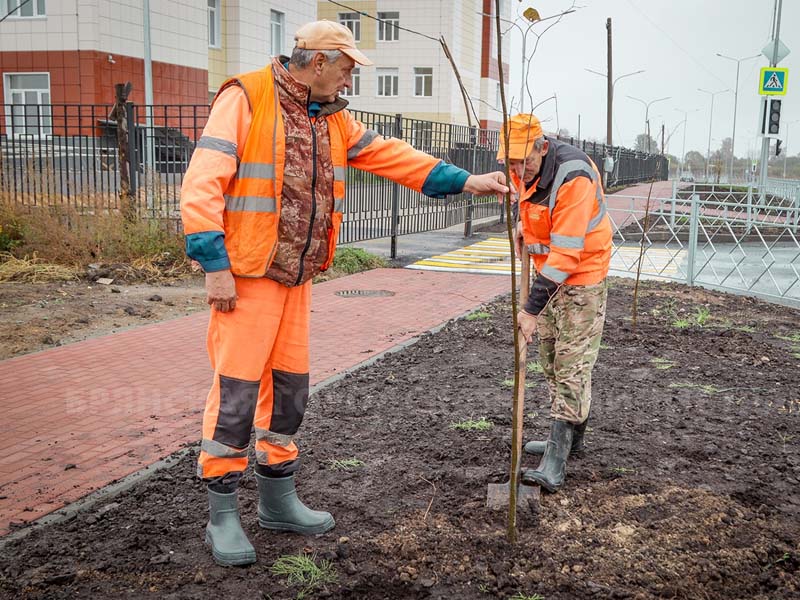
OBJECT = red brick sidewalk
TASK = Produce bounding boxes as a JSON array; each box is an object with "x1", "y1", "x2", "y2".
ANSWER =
[{"x1": 0, "y1": 269, "x2": 509, "y2": 534}]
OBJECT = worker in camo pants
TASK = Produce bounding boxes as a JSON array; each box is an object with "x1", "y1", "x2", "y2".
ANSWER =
[{"x1": 501, "y1": 113, "x2": 611, "y2": 493}]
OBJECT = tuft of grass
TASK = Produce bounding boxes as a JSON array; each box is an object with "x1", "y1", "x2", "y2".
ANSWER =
[
  {"x1": 775, "y1": 332, "x2": 800, "y2": 344},
  {"x1": 450, "y1": 418, "x2": 493, "y2": 432},
  {"x1": 326, "y1": 458, "x2": 365, "y2": 471},
  {"x1": 466, "y1": 311, "x2": 492, "y2": 321},
  {"x1": 610, "y1": 467, "x2": 635, "y2": 474},
  {"x1": 526, "y1": 361, "x2": 544, "y2": 374},
  {"x1": 509, "y1": 593, "x2": 545, "y2": 600},
  {"x1": 314, "y1": 247, "x2": 387, "y2": 283},
  {"x1": 694, "y1": 306, "x2": 711, "y2": 326},
  {"x1": 0, "y1": 221, "x2": 24, "y2": 253},
  {"x1": 672, "y1": 318, "x2": 692, "y2": 329},
  {"x1": 271, "y1": 553, "x2": 337, "y2": 598},
  {"x1": 650, "y1": 357, "x2": 675, "y2": 370},
  {"x1": 733, "y1": 325, "x2": 756, "y2": 333},
  {"x1": 0, "y1": 253, "x2": 79, "y2": 283},
  {"x1": 501, "y1": 378, "x2": 535, "y2": 389},
  {"x1": 330, "y1": 247, "x2": 387, "y2": 274},
  {"x1": 599, "y1": 343, "x2": 613, "y2": 350},
  {"x1": 651, "y1": 297, "x2": 678, "y2": 320}
]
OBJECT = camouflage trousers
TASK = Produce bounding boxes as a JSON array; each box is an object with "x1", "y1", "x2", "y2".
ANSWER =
[{"x1": 536, "y1": 280, "x2": 608, "y2": 424}]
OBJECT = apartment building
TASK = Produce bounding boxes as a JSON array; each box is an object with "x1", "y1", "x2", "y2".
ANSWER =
[
  {"x1": 316, "y1": 0, "x2": 510, "y2": 129},
  {"x1": 0, "y1": 0, "x2": 315, "y2": 135}
]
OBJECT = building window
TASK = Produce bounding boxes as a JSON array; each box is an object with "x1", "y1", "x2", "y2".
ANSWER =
[
  {"x1": 270, "y1": 10, "x2": 284, "y2": 57},
  {"x1": 208, "y1": 0, "x2": 220, "y2": 48},
  {"x1": 5, "y1": 0, "x2": 46, "y2": 17},
  {"x1": 342, "y1": 67, "x2": 360, "y2": 97},
  {"x1": 376, "y1": 68, "x2": 399, "y2": 97},
  {"x1": 338, "y1": 12, "x2": 360, "y2": 41},
  {"x1": 377, "y1": 11, "x2": 399, "y2": 41},
  {"x1": 4, "y1": 73, "x2": 51, "y2": 136},
  {"x1": 414, "y1": 67, "x2": 432, "y2": 97}
]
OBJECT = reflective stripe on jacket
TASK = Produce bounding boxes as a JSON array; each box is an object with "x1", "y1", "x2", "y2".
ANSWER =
[
  {"x1": 514, "y1": 137, "x2": 612, "y2": 288},
  {"x1": 181, "y1": 58, "x2": 442, "y2": 280}
]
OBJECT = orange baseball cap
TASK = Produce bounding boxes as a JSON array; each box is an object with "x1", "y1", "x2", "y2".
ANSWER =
[
  {"x1": 497, "y1": 113, "x2": 544, "y2": 160},
  {"x1": 294, "y1": 20, "x2": 374, "y2": 66}
]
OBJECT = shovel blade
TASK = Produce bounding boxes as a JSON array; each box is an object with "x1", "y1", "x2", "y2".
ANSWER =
[{"x1": 486, "y1": 481, "x2": 540, "y2": 510}]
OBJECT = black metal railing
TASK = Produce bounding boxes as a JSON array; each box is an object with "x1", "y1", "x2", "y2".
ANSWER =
[
  {"x1": 1, "y1": 103, "x2": 667, "y2": 250},
  {"x1": 553, "y1": 134, "x2": 669, "y2": 187}
]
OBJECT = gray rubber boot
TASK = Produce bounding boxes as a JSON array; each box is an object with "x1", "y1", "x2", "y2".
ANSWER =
[
  {"x1": 205, "y1": 488, "x2": 256, "y2": 567},
  {"x1": 522, "y1": 420, "x2": 574, "y2": 492},
  {"x1": 255, "y1": 473, "x2": 335, "y2": 535},
  {"x1": 524, "y1": 418, "x2": 588, "y2": 456}
]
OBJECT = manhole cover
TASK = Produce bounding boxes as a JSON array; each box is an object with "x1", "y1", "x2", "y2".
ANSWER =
[{"x1": 335, "y1": 289, "x2": 396, "y2": 298}]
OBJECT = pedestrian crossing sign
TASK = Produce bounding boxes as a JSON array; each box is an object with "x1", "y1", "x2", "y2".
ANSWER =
[{"x1": 759, "y1": 67, "x2": 788, "y2": 95}]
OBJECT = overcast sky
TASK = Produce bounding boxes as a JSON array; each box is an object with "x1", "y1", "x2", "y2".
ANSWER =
[{"x1": 506, "y1": 0, "x2": 799, "y2": 160}]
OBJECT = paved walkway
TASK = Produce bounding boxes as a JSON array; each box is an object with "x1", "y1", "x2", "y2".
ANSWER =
[{"x1": 0, "y1": 269, "x2": 508, "y2": 534}]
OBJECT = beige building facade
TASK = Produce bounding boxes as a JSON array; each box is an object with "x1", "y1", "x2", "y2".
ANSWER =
[{"x1": 316, "y1": 0, "x2": 510, "y2": 129}]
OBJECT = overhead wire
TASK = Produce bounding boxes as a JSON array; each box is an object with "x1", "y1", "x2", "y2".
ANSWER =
[
  {"x1": 326, "y1": 0, "x2": 479, "y2": 126},
  {"x1": 326, "y1": 0, "x2": 440, "y2": 42},
  {"x1": 624, "y1": 0, "x2": 729, "y2": 88}
]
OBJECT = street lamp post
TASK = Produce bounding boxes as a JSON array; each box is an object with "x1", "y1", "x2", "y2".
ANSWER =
[
  {"x1": 785, "y1": 120, "x2": 800, "y2": 179},
  {"x1": 698, "y1": 88, "x2": 730, "y2": 182},
  {"x1": 585, "y1": 68, "x2": 644, "y2": 148},
  {"x1": 716, "y1": 52, "x2": 760, "y2": 182},
  {"x1": 627, "y1": 95, "x2": 671, "y2": 153},
  {"x1": 675, "y1": 108, "x2": 700, "y2": 178},
  {"x1": 481, "y1": 9, "x2": 552, "y2": 113}
]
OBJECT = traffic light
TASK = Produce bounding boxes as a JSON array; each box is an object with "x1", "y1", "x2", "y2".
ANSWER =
[
  {"x1": 768, "y1": 98, "x2": 782, "y2": 134},
  {"x1": 776, "y1": 139, "x2": 783, "y2": 156}
]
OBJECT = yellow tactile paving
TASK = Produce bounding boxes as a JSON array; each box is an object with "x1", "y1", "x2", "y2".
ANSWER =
[{"x1": 407, "y1": 237, "x2": 686, "y2": 279}]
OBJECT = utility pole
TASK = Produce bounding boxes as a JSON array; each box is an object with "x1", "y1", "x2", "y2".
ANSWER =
[
  {"x1": 606, "y1": 18, "x2": 613, "y2": 146},
  {"x1": 717, "y1": 52, "x2": 760, "y2": 182},
  {"x1": 661, "y1": 123, "x2": 665, "y2": 155},
  {"x1": 760, "y1": 0, "x2": 783, "y2": 192}
]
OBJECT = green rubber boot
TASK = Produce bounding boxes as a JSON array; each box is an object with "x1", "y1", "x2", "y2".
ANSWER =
[
  {"x1": 522, "y1": 420, "x2": 574, "y2": 493},
  {"x1": 205, "y1": 488, "x2": 256, "y2": 567},
  {"x1": 524, "y1": 418, "x2": 588, "y2": 456},
  {"x1": 255, "y1": 473, "x2": 335, "y2": 535}
]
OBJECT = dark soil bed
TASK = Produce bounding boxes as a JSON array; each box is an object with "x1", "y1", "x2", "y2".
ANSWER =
[{"x1": 1, "y1": 278, "x2": 799, "y2": 599}]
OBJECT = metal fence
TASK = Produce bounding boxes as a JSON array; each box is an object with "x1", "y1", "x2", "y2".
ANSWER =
[
  {"x1": 608, "y1": 183, "x2": 800, "y2": 308},
  {"x1": 553, "y1": 134, "x2": 669, "y2": 187},
  {"x1": 1, "y1": 103, "x2": 667, "y2": 249}
]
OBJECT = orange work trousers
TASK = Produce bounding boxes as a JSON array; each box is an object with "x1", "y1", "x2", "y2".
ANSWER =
[{"x1": 197, "y1": 276, "x2": 311, "y2": 479}]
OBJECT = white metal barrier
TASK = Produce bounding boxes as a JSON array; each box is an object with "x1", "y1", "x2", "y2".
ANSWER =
[{"x1": 608, "y1": 183, "x2": 800, "y2": 308}]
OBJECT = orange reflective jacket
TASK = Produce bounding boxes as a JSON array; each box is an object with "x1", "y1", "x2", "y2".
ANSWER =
[
  {"x1": 514, "y1": 138, "x2": 612, "y2": 288},
  {"x1": 181, "y1": 60, "x2": 441, "y2": 279}
]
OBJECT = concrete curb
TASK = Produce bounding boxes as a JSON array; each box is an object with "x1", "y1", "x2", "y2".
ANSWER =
[
  {"x1": 0, "y1": 290, "x2": 509, "y2": 547},
  {"x1": 0, "y1": 448, "x2": 193, "y2": 549}
]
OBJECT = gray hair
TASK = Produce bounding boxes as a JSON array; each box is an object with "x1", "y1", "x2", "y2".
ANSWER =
[
  {"x1": 289, "y1": 47, "x2": 343, "y2": 68},
  {"x1": 533, "y1": 137, "x2": 546, "y2": 151}
]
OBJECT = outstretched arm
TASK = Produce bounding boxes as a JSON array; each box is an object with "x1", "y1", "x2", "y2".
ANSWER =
[{"x1": 344, "y1": 111, "x2": 509, "y2": 200}]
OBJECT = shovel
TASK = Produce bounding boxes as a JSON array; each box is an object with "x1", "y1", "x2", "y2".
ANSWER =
[{"x1": 486, "y1": 245, "x2": 540, "y2": 510}]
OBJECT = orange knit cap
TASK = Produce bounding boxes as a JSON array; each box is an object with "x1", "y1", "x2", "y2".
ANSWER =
[{"x1": 497, "y1": 113, "x2": 543, "y2": 160}]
